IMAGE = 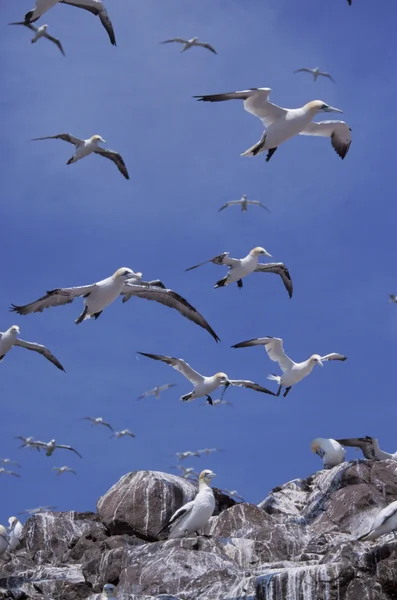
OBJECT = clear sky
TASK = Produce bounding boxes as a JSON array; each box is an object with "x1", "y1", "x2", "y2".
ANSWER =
[{"x1": 1, "y1": 0, "x2": 396, "y2": 522}]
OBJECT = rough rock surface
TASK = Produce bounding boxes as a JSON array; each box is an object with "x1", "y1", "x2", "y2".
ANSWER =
[{"x1": 2, "y1": 462, "x2": 397, "y2": 599}]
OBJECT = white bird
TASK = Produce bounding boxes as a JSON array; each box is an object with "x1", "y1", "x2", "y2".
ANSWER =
[
  {"x1": 32, "y1": 134, "x2": 129, "y2": 179},
  {"x1": 358, "y1": 500, "x2": 397, "y2": 541},
  {"x1": 197, "y1": 448, "x2": 224, "y2": 456},
  {"x1": 159, "y1": 469, "x2": 216, "y2": 538},
  {"x1": 100, "y1": 583, "x2": 117, "y2": 599},
  {"x1": 0, "y1": 526, "x2": 9, "y2": 558},
  {"x1": 160, "y1": 37, "x2": 217, "y2": 54},
  {"x1": 0, "y1": 459, "x2": 21, "y2": 468},
  {"x1": 16, "y1": 436, "x2": 42, "y2": 451},
  {"x1": 293, "y1": 67, "x2": 335, "y2": 83},
  {"x1": 110, "y1": 429, "x2": 135, "y2": 439},
  {"x1": 311, "y1": 438, "x2": 346, "y2": 469},
  {"x1": 0, "y1": 326, "x2": 65, "y2": 371},
  {"x1": 194, "y1": 88, "x2": 351, "y2": 161},
  {"x1": 81, "y1": 416, "x2": 113, "y2": 431},
  {"x1": 218, "y1": 195, "x2": 270, "y2": 213},
  {"x1": 52, "y1": 466, "x2": 77, "y2": 475},
  {"x1": 31, "y1": 438, "x2": 82, "y2": 458},
  {"x1": 137, "y1": 352, "x2": 276, "y2": 405},
  {"x1": 335, "y1": 436, "x2": 397, "y2": 461},
  {"x1": 23, "y1": 0, "x2": 116, "y2": 46},
  {"x1": 8, "y1": 517, "x2": 23, "y2": 551},
  {"x1": 136, "y1": 383, "x2": 177, "y2": 401},
  {"x1": 10, "y1": 268, "x2": 219, "y2": 341},
  {"x1": 0, "y1": 468, "x2": 20, "y2": 478},
  {"x1": 18, "y1": 505, "x2": 57, "y2": 515},
  {"x1": 9, "y1": 22, "x2": 65, "y2": 55},
  {"x1": 174, "y1": 451, "x2": 200, "y2": 460},
  {"x1": 389, "y1": 294, "x2": 397, "y2": 303},
  {"x1": 170, "y1": 465, "x2": 199, "y2": 479},
  {"x1": 186, "y1": 248, "x2": 293, "y2": 298},
  {"x1": 232, "y1": 336, "x2": 347, "y2": 397},
  {"x1": 221, "y1": 489, "x2": 245, "y2": 502}
]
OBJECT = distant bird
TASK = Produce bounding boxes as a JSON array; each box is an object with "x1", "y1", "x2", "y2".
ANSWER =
[
  {"x1": 23, "y1": 0, "x2": 116, "y2": 46},
  {"x1": 186, "y1": 248, "x2": 293, "y2": 298},
  {"x1": 170, "y1": 466, "x2": 199, "y2": 479},
  {"x1": 197, "y1": 448, "x2": 224, "y2": 456},
  {"x1": 0, "y1": 459, "x2": 21, "y2": 468},
  {"x1": 11, "y1": 268, "x2": 219, "y2": 341},
  {"x1": 9, "y1": 22, "x2": 65, "y2": 55},
  {"x1": 110, "y1": 429, "x2": 135, "y2": 439},
  {"x1": 137, "y1": 352, "x2": 275, "y2": 405},
  {"x1": 52, "y1": 466, "x2": 76, "y2": 476},
  {"x1": 311, "y1": 438, "x2": 346, "y2": 469},
  {"x1": 0, "y1": 468, "x2": 20, "y2": 478},
  {"x1": 159, "y1": 469, "x2": 216, "y2": 538},
  {"x1": 293, "y1": 67, "x2": 335, "y2": 83},
  {"x1": 174, "y1": 451, "x2": 200, "y2": 461},
  {"x1": 221, "y1": 489, "x2": 245, "y2": 502},
  {"x1": 347, "y1": 0, "x2": 352, "y2": 5},
  {"x1": 100, "y1": 583, "x2": 117, "y2": 599},
  {"x1": 81, "y1": 416, "x2": 113, "y2": 431},
  {"x1": 358, "y1": 500, "x2": 397, "y2": 542},
  {"x1": 32, "y1": 439, "x2": 82, "y2": 458},
  {"x1": 136, "y1": 383, "x2": 177, "y2": 401},
  {"x1": 160, "y1": 37, "x2": 217, "y2": 54},
  {"x1": 0, "y1": 326, "x2": 64, "y2": 371},
  {"x1": 0, "y1": 526, "x2": 9, "y2": 557},
  {"x1": 201, "y1": 398, "x2": 232, "y2": 407},
  {"x1": 218, "y1": 195, "x2": 270, "y2": 213},
  {"x1": 8, "y1": 517, "x2": 23, "y2": 551},
  {"x1": 232, "y1": 336, "x2": 346, "y2": 398},
  {"x1": 389, "y1": 294, "x2": 397, "y2": 303},
  {"x1": 16, "y1": 436, "x2": 41, "y2": 451},
  {"x1": 335, "y1": 436, "x2": 397, "y2": 461},
  {"x1": 18, "y1": 506, "x2": 57, "y2": 516},
  {"x1": 194, "y1": 88, "x2": 351, "y2": 161}
]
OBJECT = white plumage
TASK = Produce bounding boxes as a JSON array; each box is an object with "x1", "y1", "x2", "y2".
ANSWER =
[{"x1": 311, "y1": 438, "x2": 346, "y2": 469}]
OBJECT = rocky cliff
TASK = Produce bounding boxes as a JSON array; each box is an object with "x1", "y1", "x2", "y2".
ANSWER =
[{"x1": 2, "y1": 461, "x2": 397, "y2": 600}]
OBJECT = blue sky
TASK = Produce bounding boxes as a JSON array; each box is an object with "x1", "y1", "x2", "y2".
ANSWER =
[{"x1": 1, "y1": 0, "x2": 396, "y2": 522}]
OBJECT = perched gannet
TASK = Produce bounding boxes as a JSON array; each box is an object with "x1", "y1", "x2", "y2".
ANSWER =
[
  {"x1": 0, "y1": 326, "x2": 64, "y2": 371},
  {"x1": 170, "y1": 465, "x2": 199, "y2": 480},
  {"x1": 100, "y1": 583, "x2": 117, "y2": 599},
  {"x1": 232, "y1": 336, "x2": 346, "y2": 397},
  {"x1": 218, "y1": 194, "x2": 270, "y2": 213},
  {"x1": 16, "y1": 436, "x2": 42, "y2": 451},
  {"x1": 335, "y1": 436, "x2": 397, "y2": 461},
  {"x1": 159, "y1": 469, "x2": 216, "y2": 538},
  {"x1": 389, "y1": 294, "x2": 397, "y2": 303},
  {"x1": 137, "y1": 352, "x2": 275, "y2": 405},
  {"x1": 221, "y1": 489, "x2": 245, "y2": 502},
  {"x1": 52, "y1": 466, "x2": 76, "y2": 475},
  {"x1": 358, "y1": 500, "x2": 397, "y2": 542},
  {"x1": 311, "y1": 438, "x2": 346, "y2": 469},
  {"x1": 194, "y1": 88, "x2": 351, "y2": 161},
  {"x1": 8, "y1": 517, "x2": 23, "y2": 551},
  {"x1": 18, "y1": 505, "x2": 57, "y2": 515},
  {"x1": 0, "y1": 526, "x2": 9, "y2": 557},
  {"x1": 186, "y1": 248, "x2": 293, "y2": 297},
  {"x1": 293, "y1": 67, "x2": 335, "y2": 83},
  {"x1": 198, "y1": 448, "x2": 224, "y2": 456},
  {"x1": 31, "y1": 438, "x2": 82, "y2": 458},
  {"x1": 81, "y1": 416, "x2": 113, "y2": 431},
  {"x1": 9, "y1": 22, "x2": 65, "y2": 55},
  {"x1": 11, "y1": 268, "x2": 219, "y2": 341},
  {"x1": 23, "y1": 0, "x2": 116, "y2": 46},
  {"x1": 0, "y1": 459, "x2": 21, "y2": 468},
  {"x1": 160, "y1": 37, "x2": 217, "y2": 54},
  {"x1": 174, "y1": 451, "x2": 200, "y2": 460},
  {"x1": 32, "y1": 133, "x2": 129, "y2": 179},
  {"x1": 110, "y1": 429, "x2": 135, "y2": 439},
  {"x1": 0, "y1": 468, "x2": 20, "y2": 478},
  {"x1": 136, "y1": 383, "x2": 177, "y2": 401}
]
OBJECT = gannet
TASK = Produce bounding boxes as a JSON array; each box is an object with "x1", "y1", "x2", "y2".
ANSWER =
[
  {"x1": 194, "y1": 88, "x2": 351, "y2": 161},
  {"x1": 0, "y1": 459, "x2": 21, "y2": 468},
  {"x1": 9, "y1": 22, "x2": 65, "y2": 55},
  {"x1": 159, "y1": 469, "x2": 216, "y2": 538},
  {"x1": 32, "y1": 134, "x2": 129, "y2": 179},
  {"x1": 100, "y1": 583, "x2": 117, "y2": 599},
  {"x1": 0, "y1": 326, "x2": 65, "y2": 371},
  {"x1": 186, "y1": 248, "x2": 293, "y2": 297},
  {"x1": 198, "y1": 448, "x2": 224, "y2": 456},
  {"x1": 137, "y1": 352, "x2": 276, "y2": 405},
  {"x1": 218, "y1": 194, "x2": 270, "y2": 213},
  {"x1": 335, "y1": 436, "x2": 397, "y2": 461},
  {"x1": 358, "y1": 500, "x2": 397, "y2": 541},
  {"x1": 0, "y1": 468, "x2": 20, "y2": 478},
  {"x1": 52, "y1": 466, "x2": 76, "y2": 475},
  {"x1": 174, "y1": 451, "x2": 200, "y2": 460},
  {"x1": 31, "y1": 438, "x2": 82, "y2": 458},
  {"x1": 16, "y1": 436, "x2": 42, "y2": 451},
  {"x1": 160, "y1": 37, "x2": 217, "y2": 54},
  {"x1": 0, "y1": 526, "x2": 9, "y2": 558},
  {"x1": 221, "y1": 489, "x2": 245, "y2": 502},
  {"x1": 110, "y1": 429, "x2": 135, "y2": 439},
  {"x1": 311, "y1": 438, "x2": 346, "y2": 469},
  {"x1": 8, "y1": 517, "x2": 23, "y2": 551},
  {"x1": 81, "y1": 416, "x2": 113, "y2": 431},
  {"x1": 232, "y1": 336, "x2": 346, "y2": 397},
  {"x1": 170, "y1": 465, "x2": 199, "y2": 480},
  {"x1": 389, "y1": 294, "x2": 397, "y2": 303},
  {"x1": 23, "y1": 0, "x2": 116, "y2": 46},
  {"x1": 136, "y1": 383, "x2": 177, "y2": 401},
  {"x1": 18, "y1": 505, "x2": 57, "y2": 515},
  {"x1": 11, "y1": 267, "x2": 219, "y2": 341},
  {"x1": 293, "y1": 67, "x2": 335, "y2": 83}
]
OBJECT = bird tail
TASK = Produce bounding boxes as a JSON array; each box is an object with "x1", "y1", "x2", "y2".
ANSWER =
[
  {"x1": 241, "y1": 133, "x2": 267, "y2": 157},
  {"x1": 267, "y1": 374, "x2": 281, "y2": 384},
  {"x1": 181, "y1": 393, "x2": 193, "y2": 402},
  {"x1": 214, "y1": 276, "x2": 228, "y2": 289},
  {"x1": 24, "y1": 10, "x2": 34, "y2": 23}
]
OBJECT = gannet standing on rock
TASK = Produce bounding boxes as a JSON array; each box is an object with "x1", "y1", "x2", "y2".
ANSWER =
[
  {"x1": 0, "y1": 326, "x2": 65, "y2": 371},
  {"x1": 336, "y1": 436, "x2": 397, "y2": 461},
  {"x1": 0, "y1": 526, "x2": 9, "y2": 558},
  {"x1": 159, "y1": 469, "x2": 216, "y2": 538},
  {"x1": 358, "y1": 500, "x2": 397, "y2": 541},
  {"x1": 311, "y1": 438, "x2": 346, "y2": 469},
  {"x1": 8, "y1": 517, "x2": 23, "y2": 551}
]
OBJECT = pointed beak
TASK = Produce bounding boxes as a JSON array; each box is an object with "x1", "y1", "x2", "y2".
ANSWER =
[
  {"x1": 318, "y1": 360, "x2": 324, "y2": 367},
  {"x1": 224, "y1": 380, "x2": 231, "y2": 387},
  {"x1": 263, "y1": 250, "x2": 272, "y2": 257},
  {"x1": 324, "y1": 105, "x2": 343, "y2": 114}
]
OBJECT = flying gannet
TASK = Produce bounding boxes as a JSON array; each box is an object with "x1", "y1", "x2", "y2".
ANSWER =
[
  {"x1": 358, "y1": 500, "x2": 397, "y2": 542},
  {"x1": 232, "y1": 336, "x2": 346, "y2": 397},
  {"x1": 0, "y1": 468, "x2": 20, "y2": 478},
  {"x1": 0, "y1": 526, "x2": 9, "y2": 558},
  {"x1": 52, "y1": 466, "x2": 76, "y2": 475},
  {"x1": 221, "y1": 489, "x2": 245, "y2": 502},
  {"x1": 186, "y1": 248, "x2": 293, "y2": 297},
  {"x1": 23, "y1": 0, "x2": 116, "y2": 46},
  {"x1": 32, "y1": 134, "x2": 129, "y2": 179},
  {"x1": 311, "y1": 438, "x2": 346, "y2": 469},
  {"x1": 18, "y1": 506, "x2": 57, "y2": 515},
  {"x1": 10, "y1": 268, "x2": 219, "y2": 341},
  {"x1": 194, "y1": 88, "x2": 351, "y2": 161},
  {"x1": 0, "y1": 326, "x2": 65, "y2": 371},
  {"x1": 16, "y1": 436, "x2": 42, "y2": 451},
  {"x1": 100, "y1": 583, "x2": 117, "y2": 599},
  {"x1": 159, "y1": 469, "x2": 216, "y2": 538},
  {"x1": 218, "y1": 194, "x2": 270, "y2": 213},
  {"x1": 137, "y1": 352, "x2": 275, "y2": 405},
  {"x1": 81, "y1": 416, "x2": 113, "y2": 431},
  {"x1": 8, "y1": 517, "x2": 23, "y2": 551},
  {"x1": 198, "y1": 448, "x2": 224, "y2": 456},
  {"x1": 110, "y1": 429, "x2": 135, "y2": 439},
  {"x1": 30, "y1": 438, "x2": 82, "y2": 458},
  {"x1": 9, "y1": 22, "x2": 65, "y2": 55},
  {"x1": 335, "y1": 436, "x2": 397, "y2": 461},
  {"x1": 174, "y1": 451, "x2": 200, "y2": 460},
  {"x1": 160, "y1": 37, "x2": 217, "y2": 54},
  {"x1": 170, "y1": 465, "x2": 199, "y2": 480},
  {"x1": 0, "y1": 459, "x2": 21, "y2": 468},
  {"x1": 293, "y1": 67, "x2": 335, "y2": 83},
  {"x1": 136, "y1": 383, "x2": 177, "y2": 401}
]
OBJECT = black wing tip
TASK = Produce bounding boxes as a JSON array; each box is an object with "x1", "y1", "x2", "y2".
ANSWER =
[
  {"x1": 137, "y1": 351, "x2": 161, "y2": 360},
  {"x1": 10, "y1": 304, "x2": 24, "y2": 315}
]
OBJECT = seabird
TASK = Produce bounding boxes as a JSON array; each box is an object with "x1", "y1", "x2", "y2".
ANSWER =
[
  {"x1": 52, "y1": 466, "x2": 76, "y2": 475},
  {"x1": 137, "y1": 352, "x2": 276, "y2": 405},
  {"x1": 31, "y1": 438, "x2": 82, "y2": 458},
  {"x1": 358, "y1": 500, "x2": 397, "y2": 542},
  {"x1": 170, "y1": 465, "x2": 199, "y2": 480},
  {"x1": 8, "y1": 517, "x2": 23, "y2": 551},
  {"x1": 174, "y1": 451, "x2": 200, "y2": 460},
  {"x1": 335, "y1": 436, "x2": 397, "y2": 461},
  {"x1": 16, "y1": 436, "x2": 42, "y2": 451},
  {"x1": 232, "y1": 336, "x2": 346, "y2": 397},
  {"x1": 0, "y1": 459, "x2": 21, "y2": 468},
  {"x1": 110, "y1": 429, "x2": 135, "y2": 439},
  {"x1": 194, "y1": 88, "x2": 351, "y2": 161},
  {"x1": 197, "y1": 448, "x2": 224, "y2": 456},
  {"x1": 0, "y1": 468, "x2": 20, "y2": 478},
  {"x1": 389, "y1": 295, "x2": 397, "y2": 303},
  {"x1": 10, "y1": 267, "x2": 219, "y2": 341},
  {"x1": 186, "y1": 248, "x2": 293, "y2": 297},
  {"x1": 136, "y1": 383, "x2": 177, "y2": 401},
  {"x1": 18, "y1": 505, "x2": 57, "y2": 515},
  {"x1": 311, "y1": 438, "x2": 346, "y2": 469},
  {"x1": 0, "y1": 526, "x2": 9, "y2": 557},
  {"x1": 0, "y1": 326, "x2": 65, "y2": 371},
  {"x1": 81, "y1": 416, "x2": 113, "y2": 431},
  {"x1": 9, "y1": 22, "x2": 65, "y2": 55},
  {"x1": 32, "y1": 134, "x2": 129, "y2": 179},
  {"x1": 218, "y1": 194, "x2": 270, "y2": 213},
  {"x1": 160, "y1": 37, "x2": 217, "y2": 54},
  {"x1": 293, "y1": 67, "x2": 335, "y2": 83},
  {"x1": 221, "y1": 489, "x2": 245, "y2": 502},
  {"x1": 23, "y1": 0, "x2": 116, "y2": 46},
  {"x1": 159, "y1": 469, "x2": 216, "y2": 538},
  {"x1": 100, "y1": 583, "x2": 117, "y2": 599}
]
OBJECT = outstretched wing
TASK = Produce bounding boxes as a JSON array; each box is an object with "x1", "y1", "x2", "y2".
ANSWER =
[
  {"x1": 59, "y1": 0, "x2": 116, "y2": 46},
  {"x1": 9, "y1": 21, "x2": 38, "y2": 31},
  {"x1": 56, "y1": 445, "x2": 82, "y2": 459},
  {"x1": 32, "y1": 133, "x2": 83, "y2": 145},
  {"x1": 218, "y1": 201, "x2": 241, "y2": 212},
  {"x1": 335, "y1": 437, "x2": 376, "y2": 460},
  {"x1": 254, "y1": 262, "x2": 293, "y2": 298},
  {"x1": 44, "y1": 33, "x2": 65, "y2": 56},
  {"x1": 247, "y1": 201, "x2": 271, "y2": 213},
  {"x1": 196, "y1": 42, "x2": 217, "y2": 54},
  {"x1": 229, "y1": 380, "x2": 276, "y2": 395},
  {"x1": 10, "y1": 284, "x2": 96, "y2": 316},
  {"x1": 299, "y1": 121, "x2": 351, "y2": 159},
  {"x1": 93, "y1": 147, "x2": 130, "y2": 179},
  {"x1": 293, "y1": 68, "x2": 314, "y2": 74},
  {"x1": 137, "y1": 353, "x2": 204, "y2": 384},
  {"x1": 320, "y1": 353, "x2": 347, "y2": 362},
  {"x1": 14, "y1": 338, "x2": 65, "y2": 371},
  {"x1": 321, "y1": 72, "x2": 336, "y2": 83},
  {"x1": 160, "y1": 38, "x2": 188, "y2": 44},
  {"x1": 185, "y1": 252, "x2": 239, "y2": 271},
  {"x1": 232, "y1": 337, "x2": 294, "y2": 372}
]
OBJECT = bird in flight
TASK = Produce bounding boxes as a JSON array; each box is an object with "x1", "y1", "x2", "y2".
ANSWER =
[
  {"x1": 218, "y1": 195, "x2": 270, "y2": 213},
  {"x1": 0, "y1": 326, "x2": 65, "y2": 371},
  {"x1": 9, "y1": 22, "x2": 65, "y2": 55},
  {"x1": 81, "y1": 416, "x2": 114, "y2": 431},
  {"x1": 293, "y1": 67, "x2": 335, "y2": 83},
  {"x1": 136, "y1": 383, "x2": 176, "y2": 401},
  {"x1": 29, "y1": 438, "x2": 82, "y2": 458},
  {"x1": 53, "y1": 466, "x2": 77, "y2": 476},
  {"x1": 110, "y1": 430, "x2": 136, "y2": 439},
  {"x1": 160, "y1": 37, "x2": 217, "y2": 54}
]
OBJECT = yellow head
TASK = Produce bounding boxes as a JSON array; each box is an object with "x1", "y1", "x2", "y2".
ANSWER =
[
  {"x1": 10, "y1": 325, "x2": 20, "y2": 335},
  {"x1": 113, "y1": 268, "x2": 136, "y2": 280},
  {"x1": 215, "y1": 372, "x2": 230, "y2": 385},
  {"x1": 199, "y1": 469, "x2": 216, "y2": 484},
  {"x1": 250, "y1": 247, "x2": 272, "y2": 257},
  {"x1": 90, "y1": 135, "x2": 106, "y2": 143},
  {"x1": 310, "y1": 438, "x2": 324, "y2": 454},
  {"x1": 310, "y1": 354, "x2": 324, "y2": 367}
]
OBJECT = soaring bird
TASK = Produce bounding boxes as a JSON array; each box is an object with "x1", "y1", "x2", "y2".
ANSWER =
[
  {"x1": 136, "y1": 383, "x2": 177, "y2": 401},
  {"x1": 170, "y1": 465, "x2": 199, "y2": 480},
  {"x1": 9, "y1": 22, "x2": 65, "y2": 55},
  {"x1": 232, "y1": 336, "x2": 346, "y2": 397},
  {"x1": 174, "y1": 451, "x2": 200, "y2": 460},
  {"x1": 160, "y1": 37, "x2": 216, "y2": 54},
  {"x1": 0, "y1": 459, "x2": 21, "y2": 469},
  {"x1": 52, "y1": 466, "x2": 77, "y2": 475},
  {"x1": 81, "y1": 416, "x2": 113, "y2": 431},
  {"x1": 16, "y1": 436, "x2": 42, "y2": 451},
  {"x1": 31, "y1": 439, "x2": 82, "y2": 458},
  {"x1": 358, "y1": 501, "x2": 397, "y2": 542},
  {"x1": 0, "y1": 468, "x2": 20, "y2": 478},
  {"x1": 8, "y1": 517, "x2": 23, "y2": 551},
  {"x1": 311, "y1": 438, "x2": 346, "y2": 469},
  {"x1": 336, "y1": 436, "x2": 397, "y2": 461},
  {"x1": 0, "y1": 326, "x2": 64, "y2": 371},
  {"x1": 194, "y1": 88, "x2": 351, "y2": 161},
  {"x1": 110, "y1": 429, "x2": 135, "y2": 439},
  {"x1": 293, "y1": 67, "x2": 335, "y2": 83},
  {"x1": 218, "y1": 195, "x2": 270, "y2": 213}
]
